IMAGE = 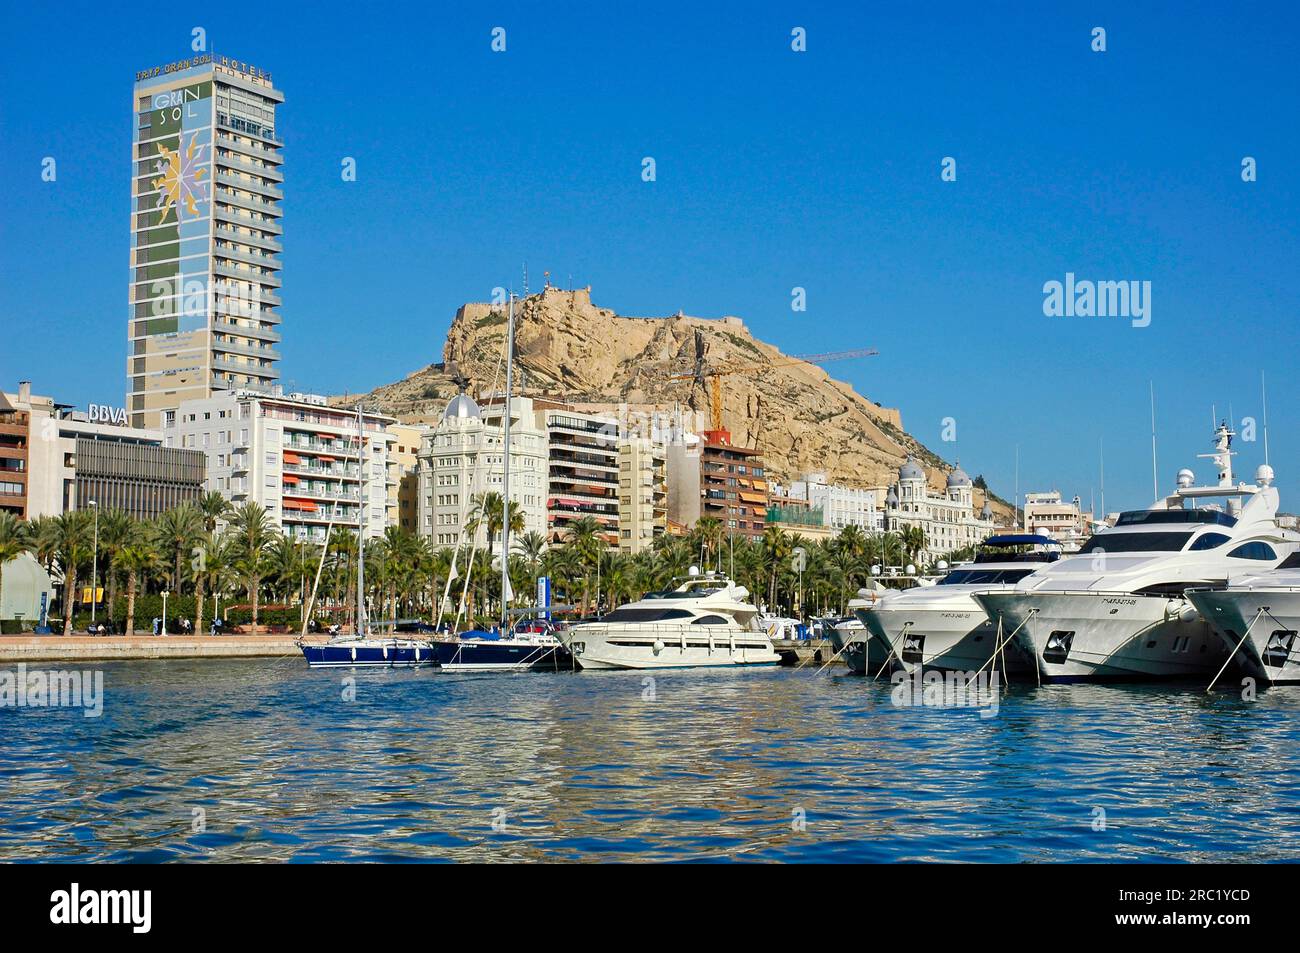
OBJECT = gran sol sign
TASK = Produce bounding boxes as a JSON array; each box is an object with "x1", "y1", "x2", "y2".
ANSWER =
[{"x1": 87, "y1": 404, "x2": 129, "y2": 426}]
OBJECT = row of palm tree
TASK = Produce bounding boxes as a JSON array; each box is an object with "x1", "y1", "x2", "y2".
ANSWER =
[{"x1": 0, "y1": 489, "x2": 941, "y2": 634}]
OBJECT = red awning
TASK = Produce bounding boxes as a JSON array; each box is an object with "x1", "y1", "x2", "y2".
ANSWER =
[{"x1": 283, "y1": 452, "x2": 301, "y2": 464}]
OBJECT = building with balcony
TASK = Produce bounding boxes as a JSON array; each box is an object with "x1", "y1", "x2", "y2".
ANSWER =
[
  {"x1": 417, "y1": 393, "x2": 547, "y2": 551},
  {"x1": 166, "y1": 389, "x2": 394, "y2": 543},
  {"x1": 388, "y1": 423, "x2": 430, "y2": 533},
  {"x1": 699, "y1": 431, "x2": 767, "y2": 540},
  {"x1": 618, "y1": 437, "x2": 667, "y2": 553},
  {"x1": 128, "y1": 53, "x2": 285, "y2": 428},
  {"x1": 536, "y1": 402, "x2": 620, "y2": 548}
]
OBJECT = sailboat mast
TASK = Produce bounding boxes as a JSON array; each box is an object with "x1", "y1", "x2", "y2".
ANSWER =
[
  {"x1": 500, "y1": 292, "x2": 515, "y2": 630},
  {"x1": 356, "y1": 402, "x2": 367, "y2": 636}
]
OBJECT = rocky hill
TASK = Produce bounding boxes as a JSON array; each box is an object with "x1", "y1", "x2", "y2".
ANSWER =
[{"x1": 336, "y1": 286, "x2": 1010, "y2": 519}]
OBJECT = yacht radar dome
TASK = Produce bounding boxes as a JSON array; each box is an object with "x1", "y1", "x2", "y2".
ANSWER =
[
  {"x1": 1257, "y1": 463, "x2": 1275, "y2": 486},
  {"x1": 1176, "y1": 468, "x2": 1195, "y2": 488},
  {"x1": 688, "y1": 565, "x2": 700, "y2": 576}
]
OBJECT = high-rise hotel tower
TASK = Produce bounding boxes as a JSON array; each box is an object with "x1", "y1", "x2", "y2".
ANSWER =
[{"x1": 128, "y1": 53, "x2": 284, "y2": 428}]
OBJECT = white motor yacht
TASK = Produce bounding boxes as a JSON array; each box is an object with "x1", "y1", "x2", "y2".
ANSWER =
[
  {"x1": 1186, "y1": 553, "x2": 1300, "y2": 685},
  {"x1": 975, "y1": 423, "x2": 1300, "y2": 682},
  {"x1": 860, "y1": 534, "x2": 1063, "y2": 677},
  {"x1": 557, "y1": 571, "x2": 779, "y2": 670}
]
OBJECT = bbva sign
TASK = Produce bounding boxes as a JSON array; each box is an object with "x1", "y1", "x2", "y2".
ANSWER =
[{"x1": 88, "y1": 404, "x2": 129, "y2": 426}]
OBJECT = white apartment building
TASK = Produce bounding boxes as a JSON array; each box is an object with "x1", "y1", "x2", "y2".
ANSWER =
[
  {"x1": 166, "y1": 389, "x2": 396, "y2": 542},
  {"x1": 883, "y1": 457, "x2": 996, "y2": 561},
  {"x1": 784, "y1": 471, "x2": 882, "y2": 533},
  {"x1": 417, "y1": 393, "x2": 548, "y2": 551}
]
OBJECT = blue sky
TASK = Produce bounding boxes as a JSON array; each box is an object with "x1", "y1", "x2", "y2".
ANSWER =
[{"x1": 2, "y1": 2, "x2": 1297, "y2": 513}]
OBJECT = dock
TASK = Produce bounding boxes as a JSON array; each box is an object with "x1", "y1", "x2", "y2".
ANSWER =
[
  {"x1": 773, "y1": 638, "x2": 844, "y2": 666},
  {"x1": 0, "y1": 633, "x2": 325, "y2": 664}
]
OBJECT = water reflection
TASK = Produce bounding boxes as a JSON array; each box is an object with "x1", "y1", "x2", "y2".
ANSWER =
[{"x1": 1, "y1": 660, "x2": 1298, "y2": 861}]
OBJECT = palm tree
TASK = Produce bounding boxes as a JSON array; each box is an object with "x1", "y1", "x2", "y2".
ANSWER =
[
  {"x1": 761, "y1": 523, "x2": 791, "y2": 611},
  {"x1": 96, "y1": 508, "x2": 134, "y2": 625},
  {"x1": 154, "y1": 504, "x2": 204, "y2": 595},
  {"x1": 198, "y1": 534, "x2": 236, "y2": 632},
  {"x1": 901, "y1": 525, "x2": 927, "y2": 568},
  {"x1": 197, "y1": 491, "x2": 230, "y2": 533},
  {"x1": 690, "y1": 516, "x2": 724, "y2": 569},
  {"x1": 0, "y1": 512, "x2": 32, "y2": 627},
  {"x1": 516, "y1": 530, "x2": 547, "y2": 607},
  {"x1": 565, "y1": 515, "x2": 603, "y2": 614},
  {"x1": 228, "y1": 501, "x2": 276, "y2": 629},
  {"x1": 39, "y1": 510, "x2": 94, "y2": 636},
  {"x1": 116, "y1": 529, "x2": 161, "y2": 637}
]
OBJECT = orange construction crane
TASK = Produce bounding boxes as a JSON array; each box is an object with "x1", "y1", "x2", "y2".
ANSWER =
[{"x1": 669, "y1": 347, "x2": 878, "y2": 438}]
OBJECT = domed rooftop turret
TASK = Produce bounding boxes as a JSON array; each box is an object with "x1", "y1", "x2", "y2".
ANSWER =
[
  {"x1": 980, "y1": 501, "x2": 993, "y2": 519},
  {"x1": 899, "y1": 455, "x2": 925, "y2": 482},
  {"x1": 947, "y1": 465, "x2": 972, "y2": 489},
  {"x1": 443, "y1": 392, "x2": 481, "y2": 420},
  {"x1": 885, "y1": 488, "x2": 899, "y2": 507}
]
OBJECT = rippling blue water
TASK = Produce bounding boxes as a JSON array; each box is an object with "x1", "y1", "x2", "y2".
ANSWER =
[{"x1": 2, "y1": 659, "x2": 1299, "y2": 862}]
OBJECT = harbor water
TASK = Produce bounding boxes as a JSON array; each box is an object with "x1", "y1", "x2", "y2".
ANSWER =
[{"x1": 3, "y1": 660, "x2": 1299, "y2": 862}]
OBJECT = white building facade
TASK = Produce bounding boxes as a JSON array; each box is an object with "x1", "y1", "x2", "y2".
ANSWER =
[
  {"x1": 417, "y1": 393, "x2": 548, "y2": 551},
  {"x1": 883, "y1": 457, "x2": 996, "y2": 561},
  {"x1": 784, "y1": 471, "x2": 882, "y2": 533}
]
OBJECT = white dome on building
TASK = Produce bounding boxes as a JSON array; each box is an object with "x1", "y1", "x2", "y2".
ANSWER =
[
  {"x1": 443, "y1": 392, "x2": 481, "y2": 420},
  {"x1": 898, "y1": 456, "x2": 925, "y2": 481},
  {"x1": 947, "y1": 465, "x2": 973, "y2": 489}
]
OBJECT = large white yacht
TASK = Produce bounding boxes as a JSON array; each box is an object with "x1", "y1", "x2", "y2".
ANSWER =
[
  {"x1": 1186, "y1": 554, "x2": 1300, "y2": 685},
  {"x1": 557, "y1": 571, "x2": 780, "y2": 670},
  {"x1": 975, "y1": 423, "x2": 1300, "y2": 682},
  {"x1": 859, "y1": 534, "x2": 1063, "y2": 677}
]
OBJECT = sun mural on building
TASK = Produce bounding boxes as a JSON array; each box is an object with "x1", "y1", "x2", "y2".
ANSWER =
[{"x1": 151, "y1": 132, "x2": 209, "y2": 223}]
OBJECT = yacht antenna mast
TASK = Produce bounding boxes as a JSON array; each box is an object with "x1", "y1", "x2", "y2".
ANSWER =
[
  {"x1": 1099, "y1": 436, "x2": 1105, "y2": 524},
  {"x1": 1262, "y1": 370, "x2": 1271, "y2": 466}
]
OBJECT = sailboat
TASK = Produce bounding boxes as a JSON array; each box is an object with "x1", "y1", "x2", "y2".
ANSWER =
[
  {"x1": 300, "y1": 404, "x2": 436, "y2": 668},
  {"x1": 430, "y1": 290, "x2": 572, "y2": 672}
]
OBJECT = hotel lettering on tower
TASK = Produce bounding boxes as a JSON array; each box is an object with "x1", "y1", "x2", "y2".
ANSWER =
[{"x1": 128, "y1": 54, "x2": 284, "y2": 429}]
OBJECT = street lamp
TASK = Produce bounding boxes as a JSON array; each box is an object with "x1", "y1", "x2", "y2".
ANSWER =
[
  {"x1": 161, "y1": 590, "x2": 169, "y2": 637},
  {"x1": 88, "y1": 500, "x2": 98, "y2": 627}
]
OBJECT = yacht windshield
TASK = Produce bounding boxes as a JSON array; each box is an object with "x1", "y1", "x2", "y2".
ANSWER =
[
  {"x1": 1078, "y1": 531, "x2": 1193, "y2": 554},
  {"x1": 938, "y1": 568, "x2": 1039, "y2": 585},
  {"x1": 1116, "y1": 509, "x2": 1237, "y2": 527},
  {"x1": 598, "y1": 607, "x2": 695, "y2": 623}
]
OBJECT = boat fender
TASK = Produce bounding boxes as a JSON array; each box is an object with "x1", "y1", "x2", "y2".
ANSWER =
[
  {"x1": 653, "y1": 639, "x2": 665, "y2": 655},
  {"x1": 383, "y1": 644, "x2": 389, "y2": 659},
  {"x1": 350, "y1": 646, "x2": 356, "y2": 661}
]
